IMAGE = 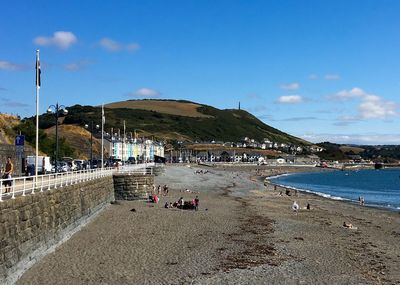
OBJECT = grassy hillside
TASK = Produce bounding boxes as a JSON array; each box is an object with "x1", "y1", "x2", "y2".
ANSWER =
[
  {"x1": 105, "y1": 99, "x2": 212, "y2": 118},
  {"x1": 36, "y1": 100, "x2": 309, "y2": 145},
  {"x1": 44, "y1": 124, "x2": 107, "y2": 159}
]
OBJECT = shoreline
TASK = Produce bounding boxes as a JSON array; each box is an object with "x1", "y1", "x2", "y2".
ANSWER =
[{"x1": 262, "y1": 166, "x2": 400, "y2": 213}]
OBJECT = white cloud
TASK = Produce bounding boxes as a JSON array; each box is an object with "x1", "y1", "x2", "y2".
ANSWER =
[
  {"x1": 333, "y1": 87, "x2": 398, "y2": 120},
  {"x1": 300, "y1": 133, "x2": 400, "y2": 145},
  {"x1": 335, "y1": 87, "x2": 366, "y2": 100},
  {"x1": 128, "y1": 88, "x2": 161, "y2": 98},
  {"x1": 359, "y1": 95, "x2": 397, "y2": 119},
  {"x1": 99, "y1": 38, "x2": 140, "y2": 52},
  {"x1": 280, "y1": 116, "x2": 318, "y2": 122},
  {"x1": 324, "y1": 74, "x2": 340, "y2": 80},
  {"x1": 277, "y1": 95, "x2": 304, "y2": 104},
  {"x1": 308, "y1": 74, "x2": 318, "y2": 80},
  {"x1": 34, "y1": 31, "x2": 77, "y2": 49},
  {"x1": 0, "y1": 60, "x2": 28, "y2": 71},
  {"x1": 64, "y1": 60, "x2": 94, "y2": 71},
  {"x1": 280, "y1": 82, "x2": 300, "y2": 91}
]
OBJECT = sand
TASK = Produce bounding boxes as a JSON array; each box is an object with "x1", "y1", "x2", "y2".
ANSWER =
[{"x1": 17, "y1": 165, "x2": 400, "y2": 285}]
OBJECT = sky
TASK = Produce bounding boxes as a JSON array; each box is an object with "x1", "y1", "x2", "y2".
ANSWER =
[{"x1": 1, "y1": 0, "x2": 400, "y2": 145}]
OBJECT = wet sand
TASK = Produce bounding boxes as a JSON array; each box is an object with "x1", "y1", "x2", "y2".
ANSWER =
[{"x1": 17, "y1": 165, "x2": 400, "y2": 285}]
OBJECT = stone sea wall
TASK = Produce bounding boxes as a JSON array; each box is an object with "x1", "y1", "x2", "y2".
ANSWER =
[
  {"x1": 0, "y1": 177, "x2": 114, "y2": 285},
  {"x1": 113, "y1": 173, "x2": 154, "y2": 200}
]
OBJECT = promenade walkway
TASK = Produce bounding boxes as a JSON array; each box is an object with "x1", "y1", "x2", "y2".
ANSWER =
[{"x1": 0, "y1": 163, "x2": 154, "y2": 202}]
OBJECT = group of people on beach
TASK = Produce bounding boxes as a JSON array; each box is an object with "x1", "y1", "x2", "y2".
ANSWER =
[
  {"x1": 152, "y1": 184, "x2": 169, "y2": 196},
  {"x1": 149, "y1": 183, "x2": 200, "y2": 211},
  {"x1": 194, "y1": 169, "x2": 208, "y2": 174},
  {"x1": 164, "y1": 196, "x2": 200, "y2": 210},
  {"x1": 358, "y1": 196, "x2": 365, "y2": 206}
]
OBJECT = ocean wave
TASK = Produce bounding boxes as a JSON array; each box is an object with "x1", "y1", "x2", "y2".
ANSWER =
[
  {"x1": 274, "y1": 183, "x2": 349, "y2": 202},
  {"x1": 265, "y1": 173, "x2": 294, "y2": 180}
]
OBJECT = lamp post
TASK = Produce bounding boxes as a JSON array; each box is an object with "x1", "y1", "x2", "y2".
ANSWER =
[
  {"x1": 47, "y1": 103, "x2": 68, "y2": 173},
  {"x1": 85, "y1": 122, "x2": 99, "y2": 168}
]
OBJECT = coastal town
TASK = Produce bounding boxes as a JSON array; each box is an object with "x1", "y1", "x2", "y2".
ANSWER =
[{"x1": 1, "y1": 1, "x2": 400, "y2": 285}]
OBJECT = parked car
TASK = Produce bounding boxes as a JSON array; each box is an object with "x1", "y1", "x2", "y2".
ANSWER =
[
  {"x1": 62, "y1": 157, "x2": 78, "y2": 171},
  {"x1": 73, "y1": 159, "x2": 87, "y2": 170},
  {"x1": 88, "y1": 159, "x2": 98, "y2": 169},
  {"x1": 127, "y1": 157, "x2": 136, "y2": 164},
  {"x1": 52, "y1": 161, "x2": 70, "y2": 173}
]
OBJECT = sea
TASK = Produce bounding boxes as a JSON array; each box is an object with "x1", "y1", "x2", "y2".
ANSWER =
[{"x1": 269, "y1": 168, "x2": 400, "y2": 211}]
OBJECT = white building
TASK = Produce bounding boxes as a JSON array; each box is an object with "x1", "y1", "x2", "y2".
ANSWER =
[{"x1": 109, "y1": 139, "x2": 164, "y2": 162}]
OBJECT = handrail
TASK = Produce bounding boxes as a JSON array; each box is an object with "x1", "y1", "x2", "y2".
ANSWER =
[{"x1": 0, "y1": 163, "x2": 155, "y2": 201}]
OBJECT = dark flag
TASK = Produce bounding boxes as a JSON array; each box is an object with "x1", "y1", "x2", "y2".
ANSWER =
[{"x1": 36, "y1": 52, "x2": 41, "y2": 88}]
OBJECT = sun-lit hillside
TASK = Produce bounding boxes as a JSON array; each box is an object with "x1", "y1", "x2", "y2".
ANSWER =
[
  {"x1": 44, "y1": 124, "x2": 108, "y2": 159},
  {"x1": 0, "y1": 114, "x2": 21, "y2": 144},
  {"x1": 339, "y1": 146, "x2": 365, "y2": 154},
  {"x1": 104, "y1": 100, "x2": 213, "y2": 118}
]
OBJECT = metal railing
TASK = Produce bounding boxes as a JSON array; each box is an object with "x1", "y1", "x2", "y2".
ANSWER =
[{"x1": 0, "y1": 163, "x2": 154, "y2": 202}]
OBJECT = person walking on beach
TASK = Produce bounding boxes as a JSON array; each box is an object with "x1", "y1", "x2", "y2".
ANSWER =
[
  {"x1": 2, "y1": 157, "x2": 13, "y2": 193},
  {"x1": 194, "y1": 196, "x2": 199, "y2": 211}
]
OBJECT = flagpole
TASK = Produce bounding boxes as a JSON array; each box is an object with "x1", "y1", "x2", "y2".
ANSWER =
[
  {"x1": 35, "y1": 50, "x2": 40, "y2": 178},
  {"x1": 123, "y1": 120, "x2": 126, "y2": 163},
  {"x1": 101, "y1": 104, "x2": 104, "y2": 170}
]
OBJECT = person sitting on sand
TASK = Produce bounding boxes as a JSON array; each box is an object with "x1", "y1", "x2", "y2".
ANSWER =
[
  {"x1": 151, "y1": 194, "x2": 159, "y2": 203},
  {"x1": 343, "y1": 222, "x2": 357, "y2": 229},
  {"x1": 164, "y1": 202, "x2": 169, "y2": 208},
  {"x1": 178, "y1": 197, "x2": 184, "y2": 209},
  {"x1": 292, "y1": 201, "x2": 299, "y2": 214}
]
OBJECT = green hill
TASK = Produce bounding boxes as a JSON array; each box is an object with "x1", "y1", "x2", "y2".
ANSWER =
[{"x1": 36, "y1": 99, "x2": 309, "y2": 145}]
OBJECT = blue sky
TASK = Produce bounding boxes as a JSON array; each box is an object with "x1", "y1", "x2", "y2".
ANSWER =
[{"x1": 1, "y1": 0, "x2": 400, "y2": 144}]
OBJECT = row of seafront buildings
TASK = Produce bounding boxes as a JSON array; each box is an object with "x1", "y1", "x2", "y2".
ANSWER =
[
  {"x1": 105, "y1": 138, "x2": 164, "y2": 162},
  {"x1": 165, "y1": 149, "x2": 321, "y2": 165}
]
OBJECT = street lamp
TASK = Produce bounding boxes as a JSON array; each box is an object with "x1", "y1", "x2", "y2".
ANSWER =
[
  {"x1": 47, "y1": 103, "x2": 68, "y2": 173},
  {"x1": 85, "y1": 122, "x2": 99, "y2": 168}
]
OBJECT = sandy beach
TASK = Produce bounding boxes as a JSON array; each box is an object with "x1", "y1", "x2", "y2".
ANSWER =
[{"x1": 17, "y1": 165, "x2": 400, "y2": 285}]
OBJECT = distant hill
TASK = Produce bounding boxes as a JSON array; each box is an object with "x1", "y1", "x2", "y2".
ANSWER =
[
  {"x1": 38, "y1": 99, "x2": 310, "y2": 146},
  {"x1": 317, "y1": 142, "x2": 400, "y2": 162},
  {"x1": 6, "y1": 99, "x2": 311, "y2": 159}
]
